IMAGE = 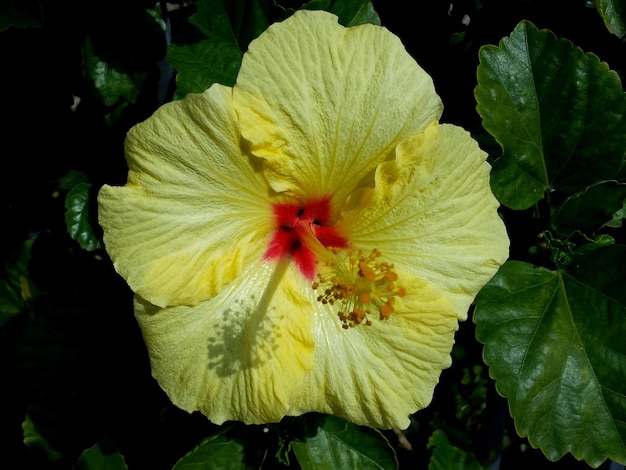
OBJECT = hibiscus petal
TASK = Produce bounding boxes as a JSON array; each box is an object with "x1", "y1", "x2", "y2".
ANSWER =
[
  {"x1": 98, "y1": 84, "x2": 273, "y2": 307},
  {"x1": 343, "y1": 123, "x2": 510, "y2": 320},
  {"x1": 287, "y1": 272, "x2": 458, "y2": 429},
  {"x1": 134, "y1": 261, "x2": 315, "y2": 425},
  {"x1": 233, "y1": 10, "x2": 442, "y2": 206}
]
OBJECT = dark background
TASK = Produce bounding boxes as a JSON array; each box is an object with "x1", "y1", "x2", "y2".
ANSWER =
[{"x1": 2, "y1": 1, "x2": 624, "y2": 468}]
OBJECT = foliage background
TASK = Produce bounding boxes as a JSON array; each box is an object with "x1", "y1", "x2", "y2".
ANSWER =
[{"x1": 1, "y1": 0, "x2": 625, "y2": 469}]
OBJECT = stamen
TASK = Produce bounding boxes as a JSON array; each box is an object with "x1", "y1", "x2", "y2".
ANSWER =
[{"x1": 313, "y1": 246, "x2": 405, "y2": 328}]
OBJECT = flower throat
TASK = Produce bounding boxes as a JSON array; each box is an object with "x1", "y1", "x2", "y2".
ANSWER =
[{"x1": 264, "y1": 197, "x2": 404, "y2": 327}]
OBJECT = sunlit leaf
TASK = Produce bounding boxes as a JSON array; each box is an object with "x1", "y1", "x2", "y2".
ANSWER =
[
  {"x1": 475, "y1": 21, "x2": 626, "y2": 209},
  {"x1": 596, "y1": 0, "x2": 626, "y2": 38},
  {"x1": 292, "y1": 415, "x2": 397, "y2": 470},
  {"x1": 172, "y1": 434, "x2": 253, "y2": 469},
  {"x1": 474, "y1": 259, "x2": 626, "y2": 467},
  {"x1": 65, "y1": 182, "x2": 102, "y2": 252},
  {"x1": 74, "y1": 441, "x2": 128, "y2": 470},
  {"x1": 427, "y1": 430, "x2": 482, "y2": 470},
  {"x1": 551, "y1": 181, "x2": 626, "y2": 237}
]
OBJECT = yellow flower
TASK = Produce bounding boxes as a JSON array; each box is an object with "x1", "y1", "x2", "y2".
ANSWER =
[{"x1": 98, "y1": 10, "x2": 509, "y2": 429}]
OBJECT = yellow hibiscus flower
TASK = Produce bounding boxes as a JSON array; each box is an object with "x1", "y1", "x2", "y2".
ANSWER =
[{"x1": 98, "y1": 10, "x2": 509, "y2": 429}]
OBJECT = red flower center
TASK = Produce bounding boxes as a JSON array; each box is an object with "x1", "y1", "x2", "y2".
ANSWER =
[{"x1": 264, "y1": 197, "x2": 348, "y2": 279}]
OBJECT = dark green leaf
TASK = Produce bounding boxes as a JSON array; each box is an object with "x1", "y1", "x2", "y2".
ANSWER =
[
  {"x1": 74, "y1": 441, "x2": 128, "y2": 470},
  {"x1": 189, "y1": 0, "x2": 239, "y2": 40},
  {"x1": 0, "y1": 0, "x2": 42, "y2": 30},
  {"x1": 65, "y1": 183, "x2": 102, "y2": 252},
  {"x1": 223, "y1": 0, "x2": 271, "y2": 49},
  {"x1": 58, "y1": 170, "x2": 88, "y2": 191},
  {"x1": 22, "y1": 413, "x2": 64, "y2": 462},
  {"x1": 172, "y1": 434, "x2": 252, "y2": 470},
  {"x1": 474, "y1": 260, "x2": 626, "y2": 466},
  {"x1": 307, "y1": 0, "x2": 380, "y2": 26},
  {"x1": 475, "y1": 21, "x2": 626, "y2": 209},
  {"x1": 3, "y1": 238, "x2": 38, "y2": 304},
  {"x1": 596, "y1": 0, "x2": 626, "y2": 38},
  {"x1": 551, "y1": 181, "x2": 626, "y2": 237},
  {"x1": 168, "y1": 39, "x2": 242, "y2": 97},
  {"x1": 292, "y1": 415, "x2": 397, "y2": 470},
  {"x1": 566, "y1": 244, "x2": 626, "y2": 306},
  {"x1": 84, "y1": 37, "x2": 146, "y2": 106},
  {"x1": 427, "y1": 430, "x2": 482, "y2": 470},
  {"x1": 0, "y1": 279, "x2": 23, "y2": 325},
  {"x1": 169, "y1": 0, "x2": 272, "y2": 98}
]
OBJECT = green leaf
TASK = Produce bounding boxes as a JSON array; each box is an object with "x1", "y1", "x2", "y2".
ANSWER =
[
  {"x1": 475, "y1": 21, "x2": 626, "y2": 210},
  {"x1": 302, "y1": 0, "x2": 380, "y2": 26},
  {"x1": 0, "y1": 240, "x2": 35, "y2": 323},
  {"x1": 58, "y1": 170, "x2": 89, "y2": 191},
  {"x1": 0, "y1": 279, "x2": 23, "y2": 325},
  {"x1": 0, "y1": 0, "x2": 42, "y2": 30},
  {"x1": 172, "y1": 434, "x2": 252, "y2": 470},
  {"x1": 596, "y1": 0, "x2": 626, "y2": 38},
  {"x1": 74, "y1": 441, "x2": 128, "y2": 470},
  {"x1": 551, "y1": 181, "x2": 626, "y2": 237},
  {"x1": 292, "y1": 415, "x2": 397, "y2": 470},
  {"x1": 567, "y1": 244, "x2": 626, "y2": 305},
  {"x1": 22, "y1": 413, "x2": 64, "y2": 462},
  {"x1": 169, "y1": 0, "x2": 271, "y2": 98},
  {"x1": 65, "y1": 182, "x2": 102, "y2": 252},
  {"x1": 168, "y1": 39, "x2": 242, "y2": 97},
  {"x1": 474, "y1": 260, "x2": 626, "y2": 466},
  {"x1": 427, "y1": 430, "x2": 483, "y2": 470},
  {"x1": 84, "y1": 36, "x2": 146, "y2": 106},
  {"x1": 221, "y1": 0, "x2": 271, "y2": 49}
]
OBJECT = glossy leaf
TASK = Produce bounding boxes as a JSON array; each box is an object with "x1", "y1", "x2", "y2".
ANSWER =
[
  {"x1": 65, "y1": 183, "x2": 102, "y2": 252},
  {"x1": 292, "y1": 415, "x2": 397, "y2": 470},
  {"x1": 475, "y1": 21, "x2": 626, "y2": 209},
  {"x1": 172, "y1": 434, "x2": 252, "y2": 470},
  {"x1": 426, "y1": 430, "x2": 482, "y2": 470},
  {"x1": 596, "y1": 0, "x2": 626, "y2": 38},
  {"x1": 84, "y1": 36, "x2": 146, "y2": 107},
  {"x1": 74, "y1": 442, "x2": 128, "y2": 470},
  {"x1": 551, "y1": 181, "x2": 626, "y2": 237},
  {"x1": 474, "y1": 260, "x2": 626, "y2": 466}
]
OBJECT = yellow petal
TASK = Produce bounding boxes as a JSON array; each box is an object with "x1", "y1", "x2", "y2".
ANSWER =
[
  {"x1": 342, "y1": 124, "x2": 509, "y2": 320},
  {"x1": 287, "y1": 271, "x2": 458, "y2": 429},
  {"x1": 98, "y1": 84, "x2": 273, "y2": 307},
  {"x1": 233, "y1": 10, "x2": 442, "y2": 206},
  {"x1": 134, "y1": 260, "x2": 315, "y2": 425}
]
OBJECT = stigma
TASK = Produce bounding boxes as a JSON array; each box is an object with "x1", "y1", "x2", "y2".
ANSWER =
[
  {"x1": 313, "y1": 246, "x2": 405, "y2": 328},
  {"x1": 264, "y1": 196, "x2": 347, "y2": 279}
]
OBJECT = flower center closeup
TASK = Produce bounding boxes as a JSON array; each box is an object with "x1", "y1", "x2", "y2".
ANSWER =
[
  {"x1": 264, "y1": 196, "x2": 404, "y2": 328},
  {"x1": 264, "y1": 196, "x2": 348, "y2": 280}
]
